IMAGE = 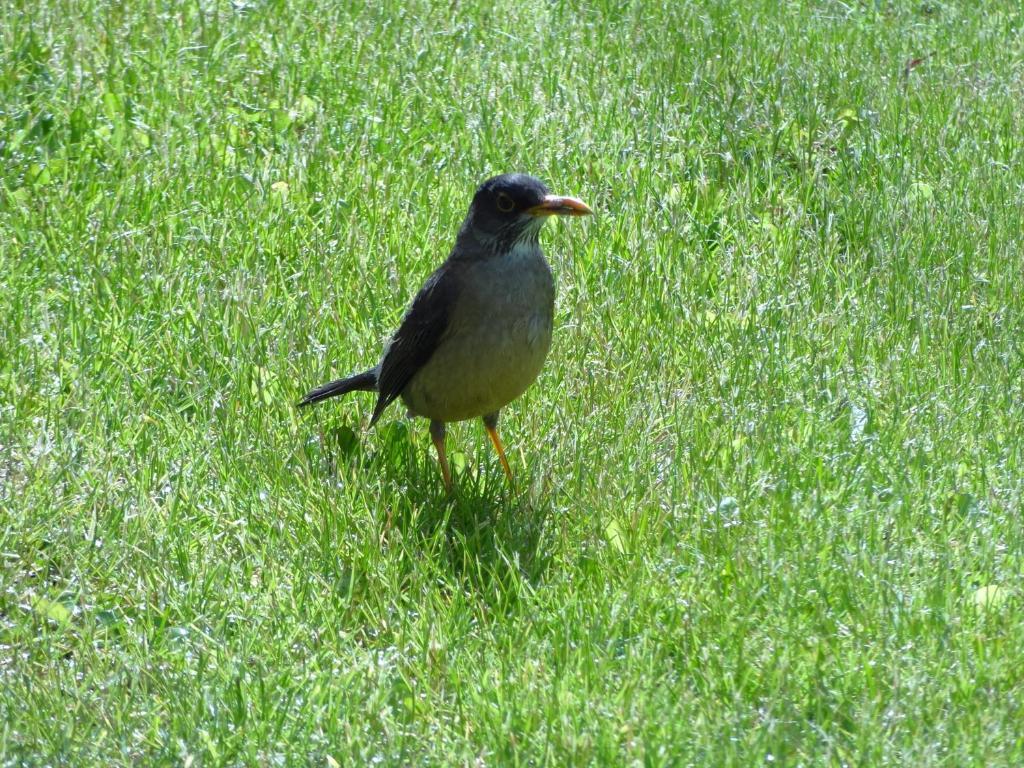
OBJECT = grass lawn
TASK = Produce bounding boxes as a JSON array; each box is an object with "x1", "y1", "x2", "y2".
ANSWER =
[{"x1": 3, "y1": 0, "x2": 1023, "y2": 764}]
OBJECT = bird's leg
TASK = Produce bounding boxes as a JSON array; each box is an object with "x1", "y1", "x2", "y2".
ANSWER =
[
  {"x1": 483, "y1": 412, "x2": 514, "y2": 486},
  {"x1": 429, "y1": 420, "x2": 452, "y2": 492}
]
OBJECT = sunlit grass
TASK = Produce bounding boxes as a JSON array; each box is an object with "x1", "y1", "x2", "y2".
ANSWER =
[{"x1": 2, "y1": 0, "x2": 1023, "y2": 764}]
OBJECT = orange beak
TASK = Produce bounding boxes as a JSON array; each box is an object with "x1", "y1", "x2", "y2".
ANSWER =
[{"x1": 526, "y1": 194, "x2": 593, "y2": 217}]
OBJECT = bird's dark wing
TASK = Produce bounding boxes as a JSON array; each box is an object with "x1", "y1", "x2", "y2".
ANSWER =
[{"x1": 370, "y1": 265, "x2": 460, "y2": 425}]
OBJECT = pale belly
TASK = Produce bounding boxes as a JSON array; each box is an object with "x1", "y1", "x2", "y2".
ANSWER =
[
  {"x1": 402, "y1": 310, "x2": 552, "y2": 422},
  {"x1": 401, "y1": 247, "x2": 554, "y2": 422}
]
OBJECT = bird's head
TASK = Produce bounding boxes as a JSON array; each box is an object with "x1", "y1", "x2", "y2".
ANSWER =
[{"x1": 456, "y1": 173, "x2": 592, "y2": 255}]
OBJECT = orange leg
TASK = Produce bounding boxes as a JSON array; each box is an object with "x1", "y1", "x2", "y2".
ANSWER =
[
  {"x1": 430, "y1": 420, "x2": 453, "y2": 492},
  {"x1": 483, "y1": 413, "x2": 514, "y2": 486}
]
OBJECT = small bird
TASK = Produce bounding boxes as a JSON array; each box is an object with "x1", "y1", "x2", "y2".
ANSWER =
[{"x1": 299, "y1": 173, "x2": 592, "y2": 491}]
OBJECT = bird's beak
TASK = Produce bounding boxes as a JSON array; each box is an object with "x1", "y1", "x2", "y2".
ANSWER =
[{"x1": 526, "y1": 195, "x2": 593, "y2": 217}]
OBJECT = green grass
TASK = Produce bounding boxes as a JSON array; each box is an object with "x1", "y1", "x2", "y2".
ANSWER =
[{"x1": 2, "y1": 0, "x2": 1023, "y2": 764}]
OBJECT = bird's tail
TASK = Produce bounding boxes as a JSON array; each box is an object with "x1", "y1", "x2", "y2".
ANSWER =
[{"x1": 297, "y1": 369, "x2": 377, "y2": 408}]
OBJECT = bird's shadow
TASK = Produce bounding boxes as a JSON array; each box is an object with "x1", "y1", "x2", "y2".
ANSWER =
[{"x1": 314, "y1": 417, "x2": 555, "y2": 599}]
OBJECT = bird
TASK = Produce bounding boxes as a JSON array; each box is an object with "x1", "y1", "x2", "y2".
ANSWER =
[{"x1": 298, "y1": 173, "x2": 592, "y2": 491}]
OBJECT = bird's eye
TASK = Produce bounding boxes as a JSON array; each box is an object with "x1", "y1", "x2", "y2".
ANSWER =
[{"x1": 496, "y1": 192, "x2": 515, "y2": 213}]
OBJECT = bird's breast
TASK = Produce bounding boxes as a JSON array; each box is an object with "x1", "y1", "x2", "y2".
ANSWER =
[{"x1": 402, "y1": 245, "x2": 555, "y2": 422}]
